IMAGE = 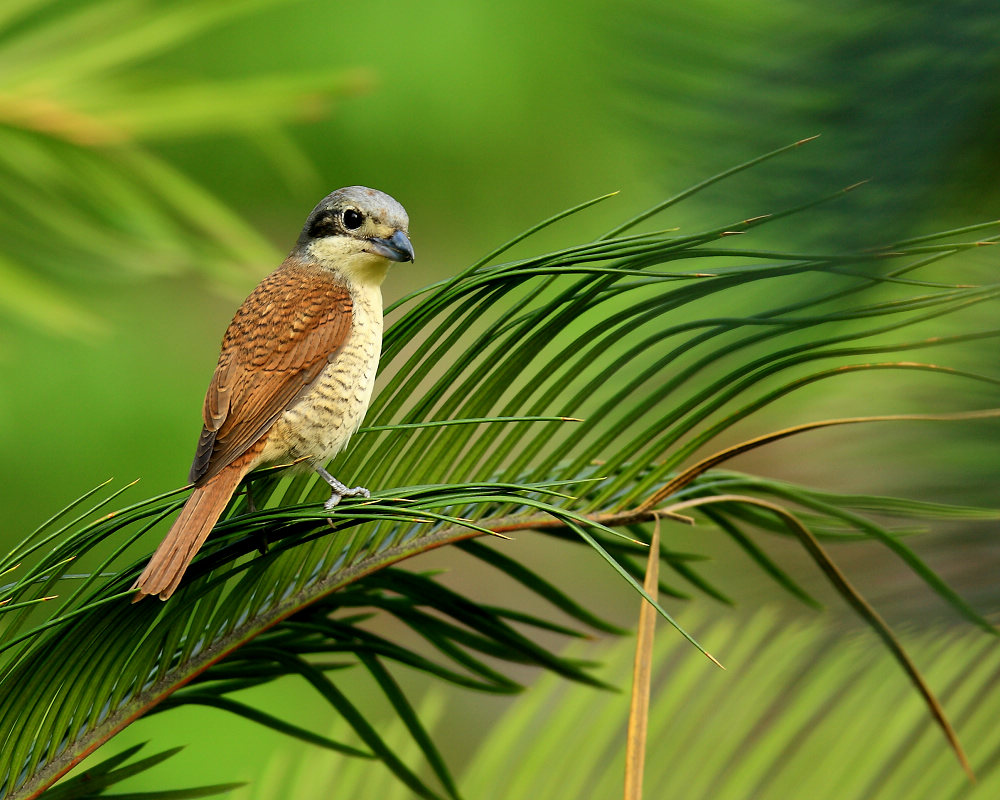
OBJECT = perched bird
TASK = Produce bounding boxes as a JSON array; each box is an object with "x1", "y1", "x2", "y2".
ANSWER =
[{"x1": 133, "y1": 186, "x2": 414, "y2": 601}]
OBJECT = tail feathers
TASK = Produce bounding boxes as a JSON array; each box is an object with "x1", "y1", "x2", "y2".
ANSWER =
[{"x1": 132, "y1": 465, "x2": 246, "y2": 601}]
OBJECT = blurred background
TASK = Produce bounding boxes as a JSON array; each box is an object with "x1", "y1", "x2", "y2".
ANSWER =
[{"x1": 1, "y1": 0, "x2": 998, "y2": 795}]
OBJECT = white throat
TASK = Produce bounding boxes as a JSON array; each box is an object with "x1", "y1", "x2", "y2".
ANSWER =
[{"x1": 307, "y1": 237, "x2": 392, "y2": 288}]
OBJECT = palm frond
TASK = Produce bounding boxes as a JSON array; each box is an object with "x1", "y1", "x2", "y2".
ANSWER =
[{"x1": 2, "y1": 147, "x2": 998, "y2": 798}]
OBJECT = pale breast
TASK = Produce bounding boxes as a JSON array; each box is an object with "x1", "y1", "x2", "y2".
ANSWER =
[{"x1": 263, "y1": 285, "x2": 383, "y2": 465}]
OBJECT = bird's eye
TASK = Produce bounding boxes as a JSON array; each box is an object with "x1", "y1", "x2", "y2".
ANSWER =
[{"x1": 342, "y1": 209, "x2": 364, "y2": 230}]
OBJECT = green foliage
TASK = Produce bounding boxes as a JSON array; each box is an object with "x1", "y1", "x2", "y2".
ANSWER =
[
  {"x1": 2, "y1": 145, "x2": 998, "y2": 798},
  {"x1": 615, "y1": 0, "x2": 1000, "y2": 243},
  {"x1": 0, "y1": 0, "x2": 364, "y2": 337},
  {"x1": 240, "y1": 610, "x2": 1000, "y2": 799}
]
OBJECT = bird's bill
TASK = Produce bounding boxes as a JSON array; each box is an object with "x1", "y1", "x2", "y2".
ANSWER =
[{"x1": 369, "y1": 230, "x2": 415, "y2": 262}]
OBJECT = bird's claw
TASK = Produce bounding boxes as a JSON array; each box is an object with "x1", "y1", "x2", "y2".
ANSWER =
[{"x1": 324, "y1": 485, "x2": 370, "y2": 511}]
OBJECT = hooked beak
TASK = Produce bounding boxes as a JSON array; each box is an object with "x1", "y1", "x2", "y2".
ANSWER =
[{"x1": 369, "y1": 230, "x2": 415, "y2": 262}]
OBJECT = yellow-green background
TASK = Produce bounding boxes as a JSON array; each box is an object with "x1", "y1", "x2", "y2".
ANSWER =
[{"x1": 1, "y1": 0, "x2": 998, "y2": 795}]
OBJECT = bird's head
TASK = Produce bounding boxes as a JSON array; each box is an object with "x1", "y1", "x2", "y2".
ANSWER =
[{"x1": 297, "y1": 186, "x2": 414, "y2": 286}]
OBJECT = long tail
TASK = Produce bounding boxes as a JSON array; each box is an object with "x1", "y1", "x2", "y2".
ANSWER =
[{"x1": 132, "y1": 464, "x2": 246, "y2": 601}]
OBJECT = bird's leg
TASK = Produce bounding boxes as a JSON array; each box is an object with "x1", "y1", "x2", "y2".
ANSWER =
[
  {"x1": 244, "y1": 482, "x2": 258, "y2": 513},
  {"x1": 241, "y1": 479, "x2": 270, "y2": 554},
  {"x1": 316, "y1": 466, "x2": 370, "y2": 510}
]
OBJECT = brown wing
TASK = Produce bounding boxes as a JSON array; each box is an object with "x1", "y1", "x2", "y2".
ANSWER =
[{"x1": 189, "y1": 257, "x2": 353, "y2": 484}]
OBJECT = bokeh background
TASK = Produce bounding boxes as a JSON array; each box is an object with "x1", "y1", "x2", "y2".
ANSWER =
[{"x1": 1, "y1": 0, "x2": 998, "y2": 795}]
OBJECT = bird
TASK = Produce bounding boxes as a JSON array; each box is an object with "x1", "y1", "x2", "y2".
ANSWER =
[{"x1": 132, "y1": 186, "x2": 414, "y2": 601}]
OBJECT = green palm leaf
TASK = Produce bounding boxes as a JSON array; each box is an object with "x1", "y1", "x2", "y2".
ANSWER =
[{"x1": 2, "y1": 145, "x2": 998, "y2": 798}]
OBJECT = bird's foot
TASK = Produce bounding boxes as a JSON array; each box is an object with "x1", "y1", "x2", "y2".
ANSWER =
[
  {"x1": 316, "y1": 466, "x2": 370, "y2": 511},
  {"x1": 324, "y1": 485, "x2": 371, "y2": 510}
]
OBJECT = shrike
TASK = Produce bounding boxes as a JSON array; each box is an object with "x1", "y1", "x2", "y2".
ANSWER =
[{"x1": 133, "y1": 186, "x2": 413, "y2": 600}]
